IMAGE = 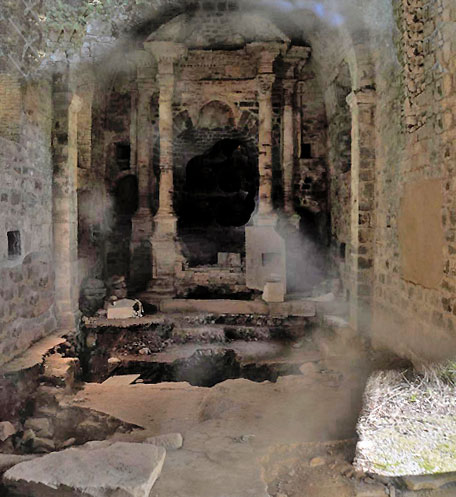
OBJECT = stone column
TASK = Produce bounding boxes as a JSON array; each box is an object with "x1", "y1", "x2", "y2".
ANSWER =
[
  {"x1": 53, "y1": 71, "x2": 82, "y2": 330},
  {"x1": 133, "y1": 82, "x2": 154, "y2": 231},
  {"x1": 245, "y1": 44, "x2": 287, "y2": 298},
  {"x1": 130, "y1": 81, "x2": 154, "y2": 291},
  {"x1": 154, "y1": 71, "x2": 176, "y2": 235},
  {"x1": 257, "y1": 72, "x2": 276, "y2": 223},
  {"x1": 347, "y1": 89, "x2": 376, "y2": 333},
  {"x1": 142, "y1": 41, "x2": 186, "y2": 305},
  {"x1": 282, "y1": 79, "x2": 297, "y2": 216}
]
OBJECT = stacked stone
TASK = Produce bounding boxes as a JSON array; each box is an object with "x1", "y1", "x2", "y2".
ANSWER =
[
  {"x1": 107, "y1": 275, "x2": 128, "y2": 299},
  {"x1": 401, "y1": 0, "x2": 427, "y2": 131}
]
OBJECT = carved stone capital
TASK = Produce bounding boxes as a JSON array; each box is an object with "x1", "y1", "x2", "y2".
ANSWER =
[
  {"x1": 144, "y1": 41, "x2": 187, "y2": 74},
  {"x1": 257, "y1": 73, "x2": 275, "y2": 97},
  {"x1": 247, "y1": 42, "x2": 287, "y2": 73},
  {"x1": 283, "y1": 46, "x2": 311, "y2": 79}
]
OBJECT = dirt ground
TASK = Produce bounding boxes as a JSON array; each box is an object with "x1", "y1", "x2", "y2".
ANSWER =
[{"x1": 66, "y1": 327, "x2": 386, "y2": 497}]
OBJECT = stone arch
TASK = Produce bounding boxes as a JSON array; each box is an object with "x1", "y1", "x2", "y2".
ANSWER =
[{"x1": 197, "y1": 100, "x2": 235, "y2": 129}]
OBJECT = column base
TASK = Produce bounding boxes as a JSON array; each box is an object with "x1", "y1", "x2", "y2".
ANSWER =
[
  {"x1": 253, "y1": 211, "x2": 278, "y2": 227},
  {"x1": 245, "y1": 224, "x2": 287, "y2": 292},
  {"x1": 153, "y1": 213, "x2": 177, "y2": 239},
  {"x1": 131, "y1": 208, "x2": 153, "y2": 241},
  {"x1": 130, "y1": 208, "x2": 154, "y2": 292},
  {"x1": 144, "y1": 230, "x2": 182, "y2": 305}
]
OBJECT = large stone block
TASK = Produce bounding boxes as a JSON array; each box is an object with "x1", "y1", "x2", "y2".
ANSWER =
[
  {"x1": 4, "y1": 442, "x2": 166, "y2": 497},
  {"x1": 245, "y1": 226, "x2": 286, "y2": 292}
]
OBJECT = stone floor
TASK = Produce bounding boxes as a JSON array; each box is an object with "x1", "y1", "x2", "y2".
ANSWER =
[{"x1": 63, "y1": 324, "x2": 384, "y2": 497}]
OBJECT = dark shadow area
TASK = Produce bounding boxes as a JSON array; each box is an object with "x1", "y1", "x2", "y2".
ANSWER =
[{"x1": 178, "y1": 139, "x2": 259, "y2": 266}]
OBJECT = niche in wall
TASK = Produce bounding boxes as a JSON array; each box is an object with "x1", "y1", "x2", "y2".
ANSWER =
[
  {"x1": 7, "y1": 230, "x2": 21, "y2": 259},
  {"x1": 115, "y1": 143, "x2": 131, "y2": 171}
]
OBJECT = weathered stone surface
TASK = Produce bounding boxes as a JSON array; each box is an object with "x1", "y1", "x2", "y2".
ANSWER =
[
  {"x1": 0, "y1": 421, "x2": 17, "y2": 441},
  {"x1": 151, "y1": 448, "x2": 268, "y2": 497},
  {"x1": 24, "y1": 418, "x2": 53, "y2": 438},
  {"x1": 107, "y1": 299, "x2": 144, "y2": 320},
  {"x1": 354, "y1": 481, "x2": 388, "y2": 496},
  {"x1": 145, "y1": 432, "x2": 183, "y2": 450},
  {"x1": 32, "y1": 437, "x2": 56, "y2": 453},
  {"x1": 262, "y1": 281, "x2": 285, "y2": 303},
  {"x1": 401, "y1": 473, "x2": 456, "y2": 491},
  {"x1": 0, "y1": 453, "x2": 40, "y2": 474},
  {"x1": 102, "y1": 375, "x2": 141, "y2": 386},
  {"x1": 4, "y1": 442, "x2": 166, "y2": 497}
]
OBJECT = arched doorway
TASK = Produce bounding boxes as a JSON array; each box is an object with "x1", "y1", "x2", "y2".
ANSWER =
[{"x1": 178, "y1": 139, "x2": 259, "y2": 266}]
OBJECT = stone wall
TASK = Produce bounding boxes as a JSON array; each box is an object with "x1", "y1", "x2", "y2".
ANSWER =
[
  {"x1": 294, "y1": 63, "x2": 330, "y2": 241},
  {"x1": 326, "y1": 63, "x2": 352, "y2": 296},
  {"x1": 372, "y1": 0, "x2": 456, "y2": 361},
  {"x1": 0, "y1": 76, "x2": 56, "y2": 365}
]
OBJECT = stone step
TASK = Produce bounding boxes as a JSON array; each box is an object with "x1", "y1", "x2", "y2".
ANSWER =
[
  {"x1": 160, "y1": 298, "x2": 316, "y2": 317},
  {"x1": 171, "y1": 326, "x2": 275, "y2": 344}
]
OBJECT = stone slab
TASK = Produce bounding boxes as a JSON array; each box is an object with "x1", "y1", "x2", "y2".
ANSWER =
[
  {"x1": 4, "y1": 442, "x2": 166, "y2": 497},
  {"x1": 245, "y1": 225, "x2": 286, "y2": 292},
  {"x1": 161, "y1": 299, "x2": 270, "y2": 315},
  {"x1": 83, "y1": 315, "x2": 166, "y2": 329},
  {"x1": 107, "y1": 299, "x2": 143, "y2": 320},
  {"x1": 145, "y1": 433, "x2": 183, "y2": 450},
  {"x1": 398, "y1": 179, "x2": 444, "y2": 289},
  {"x1": 2, "y1": 332, "x2": 67, "y2": 374},
  {"x1": 401, "y1": 473, "x2": 456, "y2": 491},
  {"x1": 263, "y1": 281, "x2": 285, "y2": 303},
  {"x1": 102, "y1": 374, "x2": 141, "y2": 386},
  {"x1": 0, "y1": 454, "x2": 40, "y2": 474},
  {"x1": 150, "y1": 448, "x2": 268, "y2": 497},
  {"x1": 160, "y1": 299, "x2": 315, "y2": 317}
]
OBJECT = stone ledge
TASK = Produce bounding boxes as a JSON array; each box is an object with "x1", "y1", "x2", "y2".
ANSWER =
[{"x1": 2, "y1": 331, "x2": 67, "y2": 374}]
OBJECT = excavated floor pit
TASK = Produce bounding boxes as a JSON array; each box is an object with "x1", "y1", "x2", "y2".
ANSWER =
[{"x1": 111, "y1": 347, "x2": 303, "y2": 387}]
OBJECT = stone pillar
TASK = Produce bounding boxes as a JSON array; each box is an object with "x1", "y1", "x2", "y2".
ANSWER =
[
  {"x1": 154, "y1": 72, "x2": 177, "y2": 235},
  {"x1": 245, "y1": 44, "x2": 288, "y2": 297},
  {"x1": 142, "y1": 41, "x2": 186, "y2": 305},
  {"x1": 133, "y1": 82, "x2": 154, "y2": 231},
  {"x1": 130, "y1": 81, "x2": 154, "y2": 291},
  {"x1": 347, "y1": 89, "x2": 376, "y2": 333},
  {"x1": 282, "y1": 79, "x2": 297, "y2": 216},
  {"x1": 256, "y1": 72, "x2": 276, "y2": 223},
  {"x1": 53, "y1": 72, "x2": 82, "y2": 330}
]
